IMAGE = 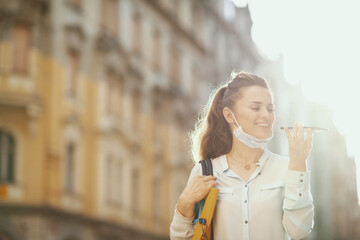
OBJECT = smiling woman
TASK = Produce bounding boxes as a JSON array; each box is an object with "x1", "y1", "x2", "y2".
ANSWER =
[{"x1": 170, "y1": 70, "x2": 315, "y2": 240}]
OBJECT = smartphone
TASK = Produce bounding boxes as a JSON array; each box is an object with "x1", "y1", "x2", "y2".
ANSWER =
[{"x1": 280, "y1": 126, "x2": 329, "y2": 133}]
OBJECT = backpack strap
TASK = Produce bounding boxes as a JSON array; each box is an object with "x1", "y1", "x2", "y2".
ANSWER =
[
  {"x1": 200, "y1": 158, "x2": 213, "y2": 176},
  {"x1": 193, "y1": 158, "x2": 213, "y2": 223}
]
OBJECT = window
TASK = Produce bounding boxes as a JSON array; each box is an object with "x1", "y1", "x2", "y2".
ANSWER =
[
  {"x1": 192, "y1": 5, "x2": 203, "y2": 41},
  {"x1": 152, "y1": 103, "x2": 161, "y2": 148},
  {"x1": 106, "y1": 70, "x2": 123, "y2": 116},
  {"x1": 131, "y1": 168, "x2": 139, "y2": 217},
  {"x1": 132, "y1": 90, "x2": 141, "y2": 131},
  {"x1": 153, "y1": 169, "x2": 161, "y2": 222},
  {"x1": 101, "y1": 0, "x2": 119, "y2": 36},
  {"x1": 67, "y1": 50, "x2": 80, "y2": 98},
  {"x1": 106, "y1": 70, "x2": 115, "y2": 114},
  {"x1": 172, "y1": 1, "x2": 179, "y2": 20},
  {"x1": 115, "y1": 75, "x2": 124, "y2": 116},
  {"x1": 65, "y1": 143, "x2": 75, "y2": 193},
  {"x1": 114, "y1": 160, "x2": 122, "y2": 204},
  {"x1": 132, "y1": 13, "x2": 142, "y2": 54},
  {"x1": 67, "y1": 0, "x2": 82, "y2": 7},
  {"x1": 152, "y1": 31, "x2": 161, "y2": 71},
  {"x1": 12, "y1": 24, "x2": 31, "y2": 75},
  {"x1": 0, "y1": 20, "x2": 4, "y2": 72},
  {"x1": 191, "y1": 64, "x2": 199, "y2": 96},
  {"x1": 170, "y1": 46, "x2": 180, "y2": 84},
  {"x1": 0, "y1": 129, "x2": 15, "y2": 183},
  {"x1": 64, "y1": 237, "x2": 80, "y2": 240},
  {"x1": 106, "y1": 157, "x2": 123, "y2": 205},
  {"x1": 106, "y1": 156, "x2": 114, "y2": 203}
]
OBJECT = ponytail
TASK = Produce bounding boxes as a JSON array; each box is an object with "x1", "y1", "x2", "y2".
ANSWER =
[{"x1": 189, "y1": 85, "x2": 232, "y2": 163}]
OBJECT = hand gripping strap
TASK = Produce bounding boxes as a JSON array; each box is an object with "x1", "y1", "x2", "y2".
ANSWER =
[{"x1": 194, "y1": 159, "x2": 213, "y2": 223}]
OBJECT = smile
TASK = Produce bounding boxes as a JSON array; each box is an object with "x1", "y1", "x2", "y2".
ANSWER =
[{"x1": 255, "y1": 122, "x2": 270, "y2": 127}]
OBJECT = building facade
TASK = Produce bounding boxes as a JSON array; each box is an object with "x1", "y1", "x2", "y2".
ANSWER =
[
  {"x1": 0, "y1": 0, "x2": 263, "y2": 239},
  {"x1": 2, "y1": 1, "x2": 359, "y2": 239}
]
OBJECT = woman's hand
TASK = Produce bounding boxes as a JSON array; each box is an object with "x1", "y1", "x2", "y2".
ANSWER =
[
  {"x1": 177, "y1": 175, "x2": 217, "y2": 218},
  {"x1": 284, "y1": 122, "x2": 314, "y2": 172}
]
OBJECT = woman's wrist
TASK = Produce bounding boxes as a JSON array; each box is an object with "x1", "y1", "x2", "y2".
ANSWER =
[
  {"x1": 177, "y1": 193, "x2": 195, "y2": 219},
  {"x1": 288, "y1": 162, "x2": 307, "y2": 172}
]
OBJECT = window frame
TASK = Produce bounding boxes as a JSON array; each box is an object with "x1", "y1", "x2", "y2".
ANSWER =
[{"x1": 0, "y1": 129, "x2": 16, "y2": 184}]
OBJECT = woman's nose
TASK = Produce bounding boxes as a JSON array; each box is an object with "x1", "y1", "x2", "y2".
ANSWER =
[{"x1": 260, "y1": 107, "x2": 271, "y2": 117}]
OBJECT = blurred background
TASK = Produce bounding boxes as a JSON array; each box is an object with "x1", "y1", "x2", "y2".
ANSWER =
[{"x1": 0, "y1": 0, "x2": 359, "y2": 239}]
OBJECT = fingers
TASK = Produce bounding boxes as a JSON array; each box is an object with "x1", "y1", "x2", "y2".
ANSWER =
[
  {"x1": 284, "y1": 126, "x2": 292, "y2": 143},
  {"x1": 286, "y1": 122, "x2": 308, "y2": 140},
  {"x1": 306, "y1": 128, "x2": 314, "y2": 146},
  {"x1": 293, "y1": 122, "x2": 298, "y2": 136},
  {"x1": 202, "y1": 175, "x2": 217, "y2": 181},
  {"x1": 298, "y1": 123, "x2": 304, "y2": 139},
  {"x1": 183, "y1": 175, "x2": 218, "y2": 204},
  {"x1": 194, "y1": 175, "x2": 216, "y2": 181},
  {"x1": 207, "y1": 180, "x2": 218, "y2": 189},
  {"x1": 203, "y1": 176, "x2": 217, "y2": 189},
  {"x1": 199, "y1": 176, "x2": 217, "y2": 189},
  {"x1": 194, "y1": 175, "x2": 217, "y2": 188},
  {"x1": 292, "y1": 122, "x2": 304, "y2": 139}
]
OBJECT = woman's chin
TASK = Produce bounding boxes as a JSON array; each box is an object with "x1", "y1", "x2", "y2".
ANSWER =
[{"x1": 255, "y1": 132, "x2": 273, "y2": 139}]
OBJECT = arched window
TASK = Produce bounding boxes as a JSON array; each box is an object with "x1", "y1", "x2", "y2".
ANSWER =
[{"x1": 0, "y1": 129, "x2": 15, "y2": 183}]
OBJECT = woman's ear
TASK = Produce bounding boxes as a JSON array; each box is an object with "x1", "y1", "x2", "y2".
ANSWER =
[{"x1": 223, "y1": 107, "x2": 234, "y2": 124}]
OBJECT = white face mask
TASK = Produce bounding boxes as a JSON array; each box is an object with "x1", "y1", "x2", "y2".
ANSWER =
[{"x1": 230, "y1": 111, "x2": 273, "y2": 148}]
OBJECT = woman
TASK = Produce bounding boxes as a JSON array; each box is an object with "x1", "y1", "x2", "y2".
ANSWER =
[{"x1": 170, "y1": 71, "x2": 314, "y2": 240}]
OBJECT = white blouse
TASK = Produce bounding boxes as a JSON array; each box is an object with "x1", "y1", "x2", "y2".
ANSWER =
[{"x1": 170, "y1": 149, "x2": 314, "y2": 240}]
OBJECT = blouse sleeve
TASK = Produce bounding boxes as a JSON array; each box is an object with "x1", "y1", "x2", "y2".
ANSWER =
[
  {"x1": 282, "y1": 170, "x2": 314, "y2": 240},
  {"x1": 170, "y1": 163, "x2": 202, "y2": 240}
]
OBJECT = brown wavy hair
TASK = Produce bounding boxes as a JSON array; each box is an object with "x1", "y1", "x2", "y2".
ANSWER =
[{"x1": 189, "y1": 70, "x2": 270, "y2": 163}]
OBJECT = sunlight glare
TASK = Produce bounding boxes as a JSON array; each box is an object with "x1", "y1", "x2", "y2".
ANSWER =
[{"x1": 233, "y1": 0, "x2": 360, "y2": 204}]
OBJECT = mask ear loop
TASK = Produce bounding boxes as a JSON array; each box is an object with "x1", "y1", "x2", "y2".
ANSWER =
[{"x1": 230, "y1": 111, "x2": 241, "y2": 129}]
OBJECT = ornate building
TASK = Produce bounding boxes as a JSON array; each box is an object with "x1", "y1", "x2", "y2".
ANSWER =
[
  {"x1": 0, "y1": 0, "x2": 263, "y2": 239},
  {"x1": 3, "y1": 1, "x2": 358, "y2": 239}
]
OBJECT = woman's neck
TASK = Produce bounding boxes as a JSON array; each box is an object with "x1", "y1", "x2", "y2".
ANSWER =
[{"x1": 228, "y1": 139, "x2": 264, "y2": 164}]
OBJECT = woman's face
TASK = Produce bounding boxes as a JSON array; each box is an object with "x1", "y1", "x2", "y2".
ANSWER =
[{"x1": 231, "y1": 86, "x2": 275, "y2": 139}]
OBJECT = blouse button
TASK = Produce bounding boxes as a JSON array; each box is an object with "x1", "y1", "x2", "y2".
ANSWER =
[{"x1": 245, "y1": 220, "x2": 248, "y2": 224}]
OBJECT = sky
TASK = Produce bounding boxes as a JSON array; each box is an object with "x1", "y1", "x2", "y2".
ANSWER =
[{"x1": 230, "y1": 0, "x2": 360, "y2": 204}]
